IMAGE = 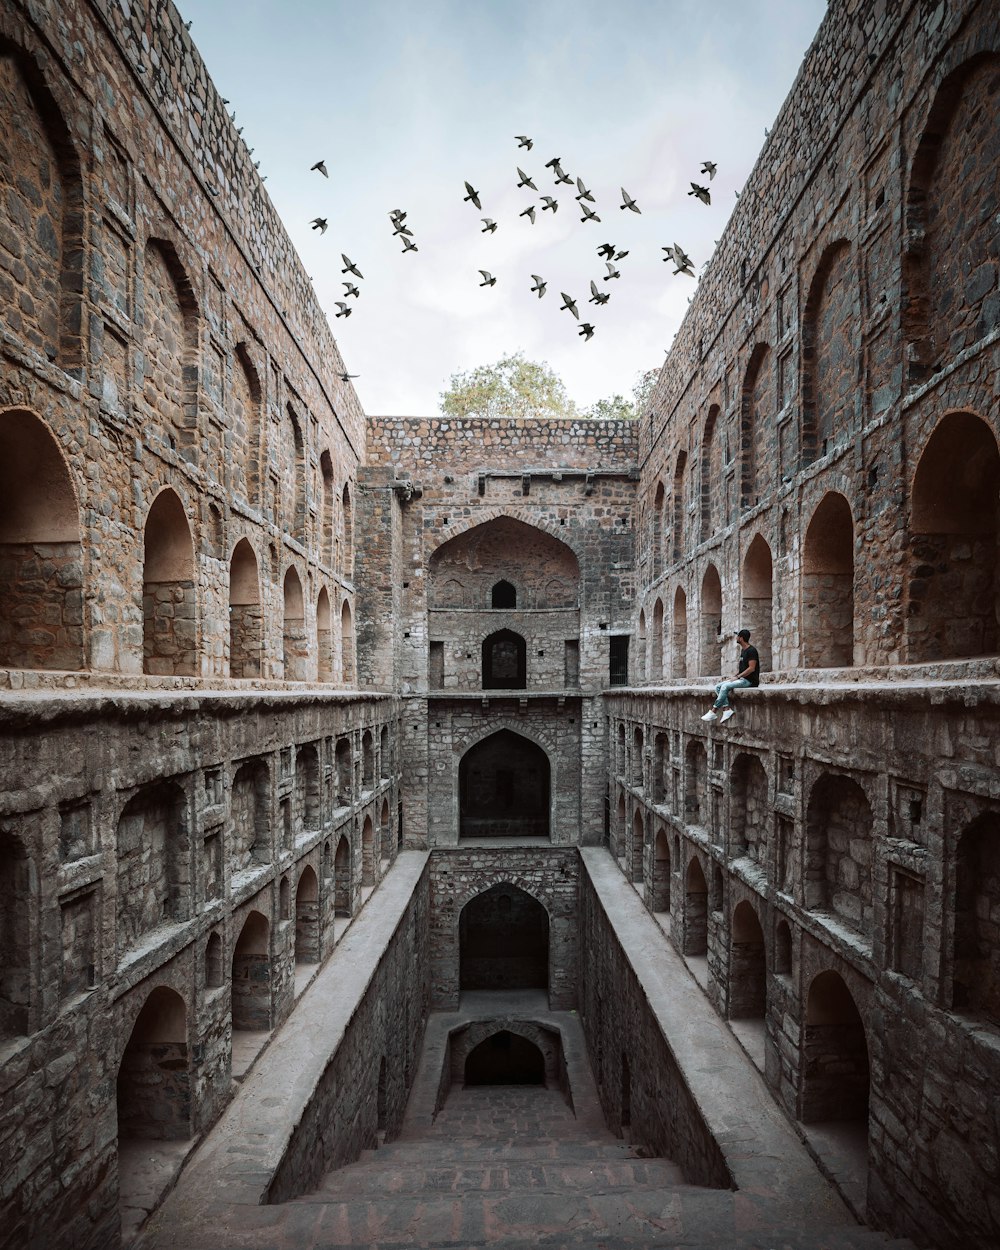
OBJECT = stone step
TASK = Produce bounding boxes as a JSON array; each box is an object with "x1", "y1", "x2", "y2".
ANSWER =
[
  {"x1": 348, "y1": 1137, "x2": 658, "y2": 1164},
  {"x1": 308, "y1": 1155, "x2": 688, "y2": 1198},
  {"x1": 285, "y1": 1186, "x2": 918, "y2": 1248}
]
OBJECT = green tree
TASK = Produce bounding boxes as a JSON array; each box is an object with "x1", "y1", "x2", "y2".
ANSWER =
[
  {"x1": 583, "y1": 367, "x2": 660, "y2": 420},
  {"x1": 439, "y1": 352, "x2": 577, "y2": 421}
]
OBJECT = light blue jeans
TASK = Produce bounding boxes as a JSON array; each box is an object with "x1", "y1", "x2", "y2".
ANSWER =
[{"x1": 713, "y1": 677, "x2": 751, "y2": 709}]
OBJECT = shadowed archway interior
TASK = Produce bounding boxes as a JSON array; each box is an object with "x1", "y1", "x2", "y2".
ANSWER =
[
  {"x1": 459, "y1": 729, "x2": 550, "y2": 839},
  {"x1": 464, "y1": 1030, "x2": 546, "y2": 1085},
  {"x1": 459, "y1": 884, "x2": 549, "y2": 992}
]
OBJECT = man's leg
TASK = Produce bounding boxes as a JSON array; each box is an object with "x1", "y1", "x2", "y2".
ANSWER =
[{"x1": 714, "y1": 679, "x2": 737, "y2": 709}]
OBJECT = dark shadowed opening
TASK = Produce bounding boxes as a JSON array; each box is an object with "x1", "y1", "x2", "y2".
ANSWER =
[
  {"x1": 464, "y1": 1030, "x2": 545, "y2": 1085},
  {"x1": 459, "y1": 884, "x2": 549, "y2": 992},
  {"x1": 460, "y1": 730, "x2": 550, "y2": 839}
]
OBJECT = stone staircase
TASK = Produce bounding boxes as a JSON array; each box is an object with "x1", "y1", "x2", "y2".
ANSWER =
[{"x1": 292, "y1": 1083, "x2": 915, "y2": 1249}]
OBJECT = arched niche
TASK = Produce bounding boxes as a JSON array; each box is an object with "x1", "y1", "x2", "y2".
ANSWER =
[
  {"x1": 741, "y1": 535, "x2": 773, "y2": 672},
  {"x1": 630, "y1": 809, "x2": 644, "y2": 884},
  {"x1": 231, "y1": 759, "x2": 269, "y2": 869},
  {"x1": 672, "y1": 586, "x2": 688, "y2": 677},
  {"x1": 361, "y1": 816, "x2": 376, "y2": 886},
  {"x1": 117, "y1": 986, "x2": 190, "y2": 1141},
  {"x1": 459, "y1": 729, "x2": 550, "y2": 839},
  {"x1": 282, "y1": 567, "x2": 306, "y2": 680},
  {"x1": 740, "y1": 344, "x2": 772, "y2": 509},
  {"x1": 341, "y1": 483, "x2": 353, "y2": 577},
  {"x1": 0, "y1": 410, "x2": 83, "y2": 669},
  {"x1": 0, "y1": 828, "x2": 32, "y2": 1038},
  {"x1": 232, "y1": 343, "x2": 262, "y2": 503},
  {"x1": 801, "y1": 240, "x2": 854, "y2": 463},
  {"x1": 142, "y1": 239, "x2": 199, "y2": 455},
  {"x1": 281, "y1": 404, "x2": 306, "y2": 541},
  {"x1": 729, "y1": 900, "x2": 766, "y2": 1019},
  {"x1": 143, "y1": 489, "x2": 196, "y2": 676},
  {"x1": 334, "y1": 834, "x2": 352, "y2": 916},
  {"x1": 903, "y1": 54, "x2": 1000, "y2": 381},
  {"x1": 294, "y1": 866, "x2": 319, "y2": 965},
  {"x1": 229, "y1": 538, "x2": 261, "y2": 678},
  {"x1": 651, "y1": 598, "x2": 664, "y2": 681},
  {"x1": 907, "y1": 412, "x2": 1000, "y2": 662},
  {"x1": 699, "y1": 564, "x2": 722, "y2": 676},
  {"x1": 428, "y1": 516, "x2": 580, "y2": 610},
  {"x1": 652, "y1": 829, "x2": 671, "y2": 913},
  {"x1": 231, "y1": 910, "x2": 271, "y2": 1031},
  {"x1": 320, "y1": 451, "x2": 335, "y2": 567},
  {"x1": 801, "y1": 971, "x2": 869, "y2": 1124},
  {"x1": 316, "y1": 587, "x2": 333, "y2": 681},
  {"x1": 491, "y1": 579, "x2": 516, "y2": 608},
  {"x1": 459, "y1": 884, "x2": 549, "y2": 992},
  {"x1": 801, "y1": 492, "x2": 854, "y2": 667},
  {"x1": 652, "y1": 481, "x2": 665, "y2": 577},
  {"x1": 805, "y1": 773, "x2": 874, "y2": 939},
  {"x1": 0, "y1": 46, "x2": 84, "y2": 371},
  {"x1": 116, "y1": 782, "x2": 188, "y2": 956},
  {"x1": 700, "y1": 405, "x2": 723, "y2": 541},
  {"x1": 341, "y1": 599, "x2": 355, "y2": 684},
  {"x1": 683, "y1": 856, "x2": 708, "y2": 955}
]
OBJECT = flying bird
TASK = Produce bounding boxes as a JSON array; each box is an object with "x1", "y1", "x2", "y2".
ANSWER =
[
  {"x1": 311, "y1": 159, "x2": 328, "y2": 177},
  {"x1": 553, "y1": 166, "x2": 573, "y2": 185},
  {"x1": 463, "y1": 181, "x2": 482, "y2": 209},
  {"x1": 392, "y1": 222, "x2": 414, "y2": 237},
  {"x1": 603, "y1": 261, "x2": 621, "y2": 281},
  {"x1": 578, "y1": 323, "x2": 595, "y2": 340},
  {"x1": 580, "y1": 203, "x2": 601, "y2": 223},
  {"x1": 339, "y1": 372, "x2": 359, "y2": 380},
  {"x1": 544, "y1": 156, "x2": 562, "y2": 169},
  {"x1": 400, "y1": 236, "x2": 418, "y2": 253},
  {"x1": 334, "y1": 302, "x2": 352, "y2": 318},
  {"x1": 688, "y1": 183, "x2": 711, "y2": 205},
  {"x1": 519, "y1": 205, "x2": 536, "y2": 224},
  {"x1": 341, "y1": 255, "x2": 363, "y2": 279},
  {"x1": 516, "y1": 167, "x2": 537, "y2": 190},
  {"x1": 343, "y1": 282, "x2": 360, "y2": 298},
  {"x1": 661, "y1": 245, "x2": 675, "y2": 263},
  {"x1": 481, "y1": 218, "x2": 498, "y2": 233},
  {"x1": 620, "y1": 188, "x2": 641, "y2": 213},
  {"x1": 589, "y1": 280, "x2": 609, "y2": 306},
  {"x1": 516, "y1": 135, "x2": 533, "y2": 150},
  {"x1": 575, "y1": 177, "x2": 595, "y2": 203},
  {"x1": 310, "y1": 217, "x2": 328, "y2": 233},
  {"x1": 530, "y1": 274, "x2": 547, "y2": 298},
  {"x1": 671, "y1": 244, "x2": 695, "y2": 276},
  {"x1": 597, "y1": 243, "x2": 617, "y2": 259},
  {"x1": 479, "y1": 270, "x2": 496, "y2": 287},
  {"x1": 389, "y1": 208, "x2": 407, "y2": 220},
  {"x1": 540, "y1": 196, "x2": 558, "y2": 212},
  {"x1": 559, "y1": 292, "x2": 579, "y2": 319},
  {"x1": 701, "y1": 161, "x2": 717, "y2": 180},
  {"x1": 613, "y1": 249, "x2": 629, "y2": 261}
]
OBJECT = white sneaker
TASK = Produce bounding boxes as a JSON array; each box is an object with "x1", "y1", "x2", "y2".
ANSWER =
[
  {"x1": 720, "y1": 708, "x2": 735, "y2": 723},
  {"x1": 701, "y1": 710, "x2": 717, "y2": 722}
]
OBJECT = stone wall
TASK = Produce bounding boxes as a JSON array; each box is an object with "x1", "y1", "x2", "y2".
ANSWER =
[
  {"x1": 0, "y1": 689, "x2": 400, "y2": 1250},
  {"x1": 606, "y1": 680, "x2": 1000, "y2": 1248},
  {"x1": 428, "y1": 847, "x2": 580, "y2": 1010}
]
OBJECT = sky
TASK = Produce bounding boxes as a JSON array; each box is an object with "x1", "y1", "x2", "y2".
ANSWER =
[{"x1": 181, "y1": 0, "x2": 828, "y2": 416}]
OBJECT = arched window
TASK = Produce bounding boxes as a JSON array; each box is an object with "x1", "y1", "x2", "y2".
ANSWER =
[
  {"x1": 459, "y1": 884, "x2": 548, "y2": 991},
  {"x1": 229, "y1": 539, "x2": 261, "y2": 678},
  {"x1": 491, "y1": 579, "x2": 516, "y2": 608},
  {"x1": 460, "y1": 730, "x2": 550, "y2": 839},
  {"x1": 282, "y1": 567, "x2": 306, "y2": 680},
  {"x1": 482, "y1": 629, "x2": 526, "y2": 689},
  {"x1": 802, "y1": 493, "x2": 854, "y2": 668},
  {"x1": 316, "y1": 588, "x2": 333, "y2": 682},
  {"x1": 741, "y1": 535, "x2": 773, "y2": 672},
  {"x1": 672, "y1": 587, "x2": 688, "y2": 678}
]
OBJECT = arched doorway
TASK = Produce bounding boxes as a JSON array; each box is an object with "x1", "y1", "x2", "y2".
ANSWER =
[
  {"x1": 741, "y1": 535, "x2": 773, "y2": 672},
  {"x1": 282, "y1": 567, "x2": 306, "y2": 680},
  {"x1": 316, "y1": 587, "x2": 333, "y2": 681},
  {"x1": 652, "y1": 830, "x2": 671, "y2": 913},
  {"x1": 459, "y1": 884, "x2": 548, "y2": 992},
  {"x1": 699, "y1": 564, "x2": 722, "y2": 676},
  {"x1": 334, "y1": 835, "x2": 352, "y2": 916},
  {"x1": 729, "y1": 901, "x2": 766, "y2": 1018},
  {"x1": 683, "y1": 858, "x2": 708, "y2": 955},
  {"x1": 117, "y1": 986, "x2": 190, "y2": 1141},
  {"x1": 231, "y1": 911, "x2": 271, "y2": 1031},
  {"x1": 465, "y1": 1031, "x2": 545, "y2": 1085},
  {"x1": 459, "y1": 730, "x2": 550, "y2": 839},
  {"x1": 801, "y1": 971, "x2": 870, "y2": 1124},
  {"x1": 294, "y1": 866, "x2": 319, "y2": 965}
]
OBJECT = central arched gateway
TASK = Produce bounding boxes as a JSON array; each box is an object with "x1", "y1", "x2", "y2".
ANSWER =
[
  {"x1": 459, "y1": 729, "x2": 550, "y2": 839},
  {"x1": 459, "y1": 884, "x2": 549, "y2": 992}
]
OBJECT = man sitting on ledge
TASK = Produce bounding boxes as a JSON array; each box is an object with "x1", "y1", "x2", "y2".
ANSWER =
[{"x1": 702, "y1": 628, "x2": 760, "y2": 724}]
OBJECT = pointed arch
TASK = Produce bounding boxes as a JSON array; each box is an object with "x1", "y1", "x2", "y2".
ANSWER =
[
  {"x1": 683, "y1": 856, "x2": 708, "y2": 955},
  {"x1": 142, "y1": 239, "x2": 199, "y2": 452},
  {"x1": 671, "y1": 451, "x2": 687, "y2": 561},
  {"x1": 651, "y1": 598, "x2": 664, "y2": 681},
  {"x1": 672, "y1": 585, "x2": 688, "y2": 678},
  {"x1": 460, "y1": 729, "x2": 550, "y2": 839},
  {"x1": 802, "y1": 240, "x2": 854, "y2": 463},
  {"x1": 316, "y1": 587, "x2": 333, "y2": 682},
  {"x1": 341, "y1": 598, "x2": 355, "y2": 684},
  {"x1": 740, "y1": 344, "x2": 772, "y2": 509},
  {"x1": 294, "y1": 865, "x2": 319, "y2": 965},
  {"x1": 699, "y1": 563, "x2": 722, "y2": 676},
  {"x1": 231, "y1": 910, "x2": 271, "y2": 1030},
  {"x1": 459, "y1": 883, "x2": 549, "y2": 992},
  {"x1": 281, "y1": 404, "x2": 307, "y2": 541},
  {"x1": 232, "y1": 343, "x2": 263, "y2": 503},
  {"x1": 700, "y1": 405, "x2": 722, "y2": 541},
  {"x1": 652, "y1": 480, "x2": 665, "y2": 577},
  {"x1": 341, "y1": 482, "x2": 353, "y2": 578},
  {"x1": 117, "y1": 987, "x2": 190, "y2": 1141}
]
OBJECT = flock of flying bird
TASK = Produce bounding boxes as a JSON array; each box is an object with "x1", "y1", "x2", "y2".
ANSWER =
[{"x1": 306, "y1": 139, "x2": 719, "y2": 339}]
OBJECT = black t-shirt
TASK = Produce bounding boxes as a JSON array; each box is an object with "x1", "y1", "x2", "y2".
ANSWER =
[{"x1": 739, "y1": 645, "x2": 760, "y2": 687}]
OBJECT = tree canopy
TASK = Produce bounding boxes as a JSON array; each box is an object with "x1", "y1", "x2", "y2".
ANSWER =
[{"x1": 438, "y1": 352, "x2": 659, "y2": 421}]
